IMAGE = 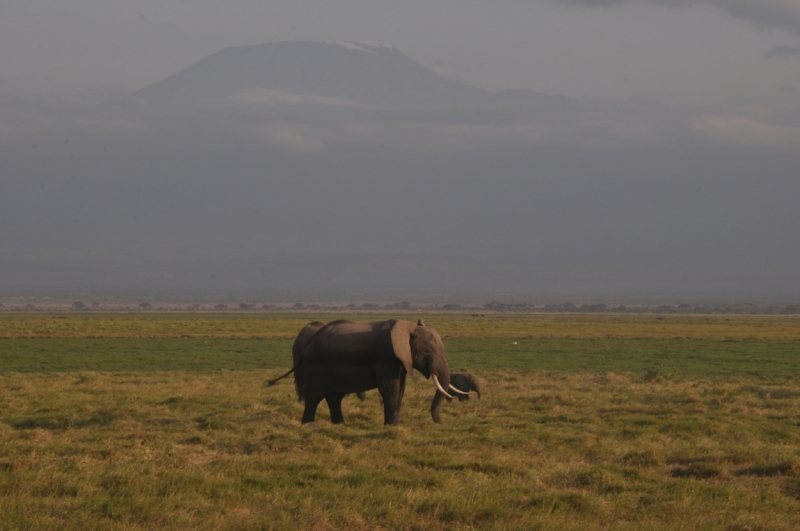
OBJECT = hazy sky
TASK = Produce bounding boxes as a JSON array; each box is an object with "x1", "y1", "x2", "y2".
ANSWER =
[
  {"x1": 1, "y1": 1, "x2": 799, "y2": 301},
  {"x1": 2, "y1": 1, "x2": 799, "y2": 105}
]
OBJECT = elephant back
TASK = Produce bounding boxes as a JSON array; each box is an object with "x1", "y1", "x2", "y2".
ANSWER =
[{"x1": 311, "y1": 320, "x2": 386, "y2": 356}]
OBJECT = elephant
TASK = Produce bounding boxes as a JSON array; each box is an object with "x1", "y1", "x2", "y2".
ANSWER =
[
  {"x1": 294, "y1": 319, "x2": 468, "y2": 425},
  {"x1": 448, "y1": 373, "x2": 482, "y2": 401},
  {"x1": 265, "y1": 321, "x2": 366, "y2": 402}
]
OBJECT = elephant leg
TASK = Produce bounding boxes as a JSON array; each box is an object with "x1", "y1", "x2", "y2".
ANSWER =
[
  {"x1": 398, "y1": 371, "x2": 406, "y2": 402},
  {"x1": 325, "y1": 392, "x2": 346, "y2": 424},
  {"x1": 380, "y1": 372, "x2": 406, "y2": 426},
  {"x1": 301, "y1": 396, "x2": 323, "y2": 424}
]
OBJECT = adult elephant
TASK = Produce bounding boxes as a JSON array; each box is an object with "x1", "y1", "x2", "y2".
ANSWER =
[
  {"x1": 296, "y1": 319, "x2": 466, "y2": 425},
  {"x1": 448, "y1": 373, "x2": 482, "y2": 401},
  {"x1": 265, "y1": 320, "x2": 366, "y2": 402}
]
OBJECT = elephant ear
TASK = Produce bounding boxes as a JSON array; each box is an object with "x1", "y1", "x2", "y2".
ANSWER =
[{"x1": 390, "y1": 320, "x2": 417, "y2": 374}]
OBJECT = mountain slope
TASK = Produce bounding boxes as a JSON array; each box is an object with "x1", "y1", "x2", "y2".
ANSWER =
[{"x1": 131, "y1": 40, "x2": 560, "y2": 108}]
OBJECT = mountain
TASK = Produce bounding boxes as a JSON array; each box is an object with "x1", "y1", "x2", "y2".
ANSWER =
[{"x1": 131, "y1": 40, "x2": 566, "y2": 108}]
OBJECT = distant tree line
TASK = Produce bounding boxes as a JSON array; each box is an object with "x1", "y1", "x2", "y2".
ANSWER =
[
  {"x1": 483, "y1": 301, "x2": 800, "y2": 315},
  {"x1": 1, "y1": 300, "x2": 798, "y2": 314}
]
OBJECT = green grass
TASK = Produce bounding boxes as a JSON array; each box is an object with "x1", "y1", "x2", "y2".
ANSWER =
[
  {"x1": 1, "y1": 313, "x2": 800, "y2": 529},
  {"x1": 0, "y1": 339, "x2": 292, "y2": 372},
  {"x1": 448, "y1": 338, "x2": 800, "y2": 379},
  {"x1": 2, "y1": 336, "x2": 799, "y2": 380}
]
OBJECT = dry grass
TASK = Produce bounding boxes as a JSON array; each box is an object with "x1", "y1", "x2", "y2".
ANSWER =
[
  {"x1": 3, "y1": 369, "x2": 800, "y2": 530},
  {"x1": 2, "y1": 313, "x2": 799, "y2": 340},
  {"x1": 2, "y1": 313, "x2": 799, "y2": 529}
]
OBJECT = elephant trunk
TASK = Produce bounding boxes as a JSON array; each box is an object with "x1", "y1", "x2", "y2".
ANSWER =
[
  {"x1": 429, "y1": 365, "x2": 451, "y2": 424},
  {"x1": 471, "y1": 376, "x2": 482, "y2": 399}
]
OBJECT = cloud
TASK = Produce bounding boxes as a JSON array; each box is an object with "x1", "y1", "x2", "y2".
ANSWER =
[
  {"x1": 694, "y1": 114, "x2": 800, "y2": 146},
  {"x1": 259, "y1": 123, "x2": 327, "y2": 153},
  {"x1": 554, "y1": 0, "x2": 800, "y2": 35},
  {"x1": 229, "y1": 89, "x2": 366, "y2": 108},
  {"x1": 0, "y1": 84, "x2": 696, "y2": 159},
  {"x1": 765, "y1": 44, "x2": 800, "y2": 57}
]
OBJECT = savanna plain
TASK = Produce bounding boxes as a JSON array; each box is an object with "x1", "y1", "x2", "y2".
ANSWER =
[{"x1": 2, "y1": 313, "x2": 800, "y2": 530}]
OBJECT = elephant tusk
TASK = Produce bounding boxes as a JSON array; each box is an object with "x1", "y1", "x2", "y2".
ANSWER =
[
  {"x1": 432, "y1": 374, "x2": 454, "y2": 399},
  {"x1": 449, "y1": 384, "x2": 469, "y2": 395}
]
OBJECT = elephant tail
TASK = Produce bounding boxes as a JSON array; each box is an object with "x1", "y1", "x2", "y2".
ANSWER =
[{"x1": 264, "y1": 366, "x2": 295, "y2": 387}]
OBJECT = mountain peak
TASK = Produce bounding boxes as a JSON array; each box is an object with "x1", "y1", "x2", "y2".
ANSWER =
[
  {"x1": 131, "y1": 40, "x2": 563, "y2": 109},
  {"x1": 130, "y1": 40, "x2": 486, "y2": 107}
]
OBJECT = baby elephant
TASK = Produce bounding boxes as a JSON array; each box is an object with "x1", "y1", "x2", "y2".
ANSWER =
[{"x1": 448, "y1": 373, "x2": 481, "y2": 401}]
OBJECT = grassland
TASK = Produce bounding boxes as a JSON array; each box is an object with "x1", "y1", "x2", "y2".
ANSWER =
[
  {"x1": 3, "y1": 312, "x2": 799, "y2": 340},
  {"x1": 1, "y1": 313, "x2": 800, "y2": 530}
]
